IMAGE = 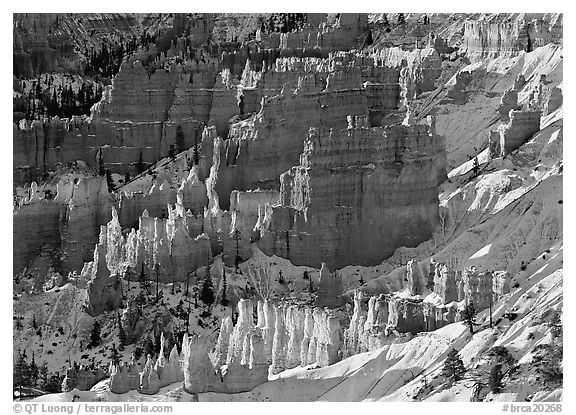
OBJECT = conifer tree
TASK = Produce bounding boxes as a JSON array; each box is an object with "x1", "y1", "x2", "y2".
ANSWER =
[
  {"x1": 29, "y1": 352, "x2": 39, "y2": 387},
  {"x1": 193, "y1": 134, "x2": 200, "y2": 165},
  {"x1": 461, "y1": 302, "x2": 478, "y2": 334},
  {"x1": 200, "y1": 263, "x2": 215, "y2": 306},
  {"x1": 136, "y1": 149, "x2": 145, "y2": 174},
  {"x1": 14, "y1": 350, "x2": 30, "y2": 392},
  {"x1": 365, "y1": 29, "x2": 373, "y2": 46},
  {"x1": 39, "y1": 362, "x2": 49, "y2": 390},
  {"x1": 117, "y1": 313, "x2": 127, "y2": 351},
  {"x1": 442, "y1": 348, "x2": 466, "y2": 384},
  {"x1": 110, "y1": 343, "x2": 120, "y2": 367},
  {"x1": 472, "y1": 156, "x2": 480, "y2": 176},
  {"x1": 176, "y1": 125, "x2": 185, "y2": 154},
  {"x1": 221, "y1": 269, "x2": 228, "y2": 306},
  {"x1": 145, "y1": 336, "x2": 155, "y2": 357},
  {"x1": 89, "y1": 320, "x2": 101, "y2": 348},
  {"x1": 15, "y1": 315, "x2": 23, "y2": 331},
  {"x1": 489, "y1": 363, "x2": 504, "y2": 393},
  {"x1": 105, "y1": 170, "x2": 116, "y2": 192},
  {"x1": 232, "y1": 228, "x2": 242, "y2": 273}
]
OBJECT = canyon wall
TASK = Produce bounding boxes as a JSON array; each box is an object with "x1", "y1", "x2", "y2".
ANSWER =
[
  {"x1": 13, "y1": 176, "x2": 113, "y2": 276},
  {"x1": 489, "y1": 109, "x2": 542, "y2": 157},
  {"x1": 460, "y1": 14, "x2": 563, "y2": 62},
  {"x1": 256, "y1": 115, "x2": 444, "y2": 269}
]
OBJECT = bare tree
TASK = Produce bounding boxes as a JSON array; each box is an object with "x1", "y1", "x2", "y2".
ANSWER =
[{"x1": 247, "y1": 260, "x2": 274, "y2": 300}]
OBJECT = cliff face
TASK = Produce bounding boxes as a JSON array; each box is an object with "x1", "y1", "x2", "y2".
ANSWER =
[
  {"x1": 260, "y1": 13, "x2": 368, "y2": 52},
  {"x1": 13, "y1": 176, "x2": 112, "y2": 276},
  {"x1": 256, "y1": 116, "x2": 444, "y2": 269},
  {"x1": 13, "y1": 200, "x2": 64, "y2": 275},
  {"x1": 210, "y1": 67, "x2": 369, "y2": 209},
  {"x1": 460, "y1": 14, "x2": 562, "y2": 62},
  {"x1": 13, "y1": 13, "x2": 142, "y2": 77},
  {"x1": 314, "y1": 263, "x2": 344, "y2": 308},
  {"x1": 489, "y1": 109, "x2": 542, "y2": 157}
]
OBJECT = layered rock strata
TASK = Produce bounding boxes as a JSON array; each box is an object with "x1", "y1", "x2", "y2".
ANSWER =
[
  {"x1": 117, "y1": 166, "x2": 208, "y2": 229},
  {"x1": 460, "y1": 14, "x2": 563, "y2": 62},
  {"x1": 489, "y1": 109, "x2": 542, "y2": 157},
  {"x1": 256, "y1": 116, "x2": 444, "y2": 268},
  {"x1": 13, "y1": 176, "x2": 113, "y2": 276},
  {"x1": 314, "y1": 263, "x2": 344, "y2": 308},
  {"x1": 457, "y1": 268, "x2": 512, "y2": 309},
  {"x1": 345, "y1": 262, "x2": 514, "y2": 353},
  {"x1": 210, "y1": 70, "x2": 369, "y2": 208}
]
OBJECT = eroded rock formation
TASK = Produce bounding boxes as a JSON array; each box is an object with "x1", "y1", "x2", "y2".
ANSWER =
[
  {"x1": 109, "y1": 333, "x2": 183, "y2": 395},
  {"x1": 13, "y1": 176, "x2": 113, "y2": 276},
  {"x1": 460, "y1": 14, "x2": 563, "y2": 62},
  {"x1": 489, "y1": 109, "x2": 542, "y2": 157},
  {"x1": 314, "y1": 263, "x2": 344, "y2": 308},
  {"x1": 89, "y1": 201, "x2": 212, "y2": 290},
  {"x1": 256, "y1": 115, "x2": 444, "y2": 268},
  {"x1": 61, "y1": 363, "x2": 107, "y2": 392}
]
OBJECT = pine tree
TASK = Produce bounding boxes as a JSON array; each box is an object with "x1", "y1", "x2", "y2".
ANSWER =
[
  {"x1": 14, "y1": 350, "x2": 30, "y2": 391},
  {"x1": 89, "y1": 320, "x2": 101, "y2": 348},
  {"x1": 39, "y1": 362, "x2": 49, "y2": 390},
  {"x1": 489, "y1": 363, "x2": 504, "y2": 393},
  {"x1": 461, "y1": 302, "x2": 478, "y2": 335},
  {"x1": 472, "y1": 156, "x2": 480, "y2": 176},
  {"x1": 136, "y1": 149, "x2": 145, "y2": 174},
  {"x1": 110, "y1": 343, "x2": 120, "y2": 367},
  {"x1": 232, "y1": 228, "x2": 242, "y2": 273},
  {"x1": 117, "y1": 313, "x2": 127, "y2": 351},
  {"x1": 200, "y1": 263, "x2": 215, "y2": 306},
  {"x1": 145, "y1": 336, "x2": 155, "y2": 357},
  {"x1": 29, "y1": 352, "x2": 39, "y2": 387},
  {"x1": 15, "y1": 316, "x2": 23, "y2": 331},
  {"x1": 365, "y1": 29, "x2": 373, "y2": 46},
  {"x1": 139, "y1": 263, "x2": 151, "y2": 296},
  {"x1": 97, "y1": 148, "x2": 105, "y2": 176},
  {"x1": 221, "y1": 269, "x2": 228, "y2": 306},
  {"x1": 168, "y1": 144, "x2": 176, "y2": 161},
  {"x1": 442, "y1": 348, "x2": 466, "y2": 384},
  {"x1": 397, "y1": 13, "x2": 406, "y2": 25},
  {"x1": 105, "y1": 170, "x2": 116, "y2": 192},
  {"x1": 193, "y1": 133, "x2": 200, "y2": 165},
  {"x1": 176, "y1": 125, "x2": 185, "y2": 154}
]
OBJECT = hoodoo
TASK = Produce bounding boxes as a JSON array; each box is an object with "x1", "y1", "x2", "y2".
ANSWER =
[{"x1": 13, "y1": 12, "x2": 563, "y2": 403}]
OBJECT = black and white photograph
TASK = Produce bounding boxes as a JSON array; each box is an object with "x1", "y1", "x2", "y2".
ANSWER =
[{"x1": 10, "y1": 7, "x2": 566, "y2": 407}]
